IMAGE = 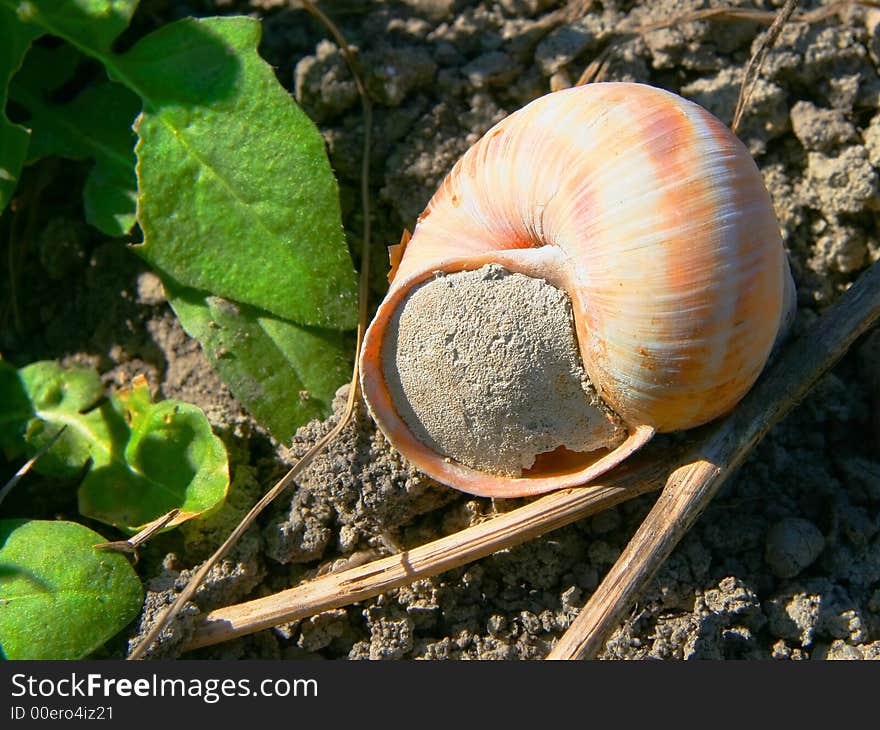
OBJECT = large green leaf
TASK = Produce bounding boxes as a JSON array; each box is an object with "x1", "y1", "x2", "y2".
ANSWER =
[
  {"x1": 3, "y1": 361, "x2": 229, "y2": 532},
  {"x1": 167, "y1": 281, "x2": 351, "y2": 444},
  {"x1": 1, "y1": 0, "x2": 138, "y2": 55},
  {"x1": 10, "y1": 44, "x2": 139, "y2": 235},
  {"x1": 0, "y1": 519, "x2": 143, "y2": 660},
  {"x1": 127, "y1": 16, "x2": 358, "y2": 329},
  {"x1": 0, "y1": 7, "x2": 40, "y2": 212},
  {"x1": 2, "y1": 5, "x2": 358, "y2": 440}
]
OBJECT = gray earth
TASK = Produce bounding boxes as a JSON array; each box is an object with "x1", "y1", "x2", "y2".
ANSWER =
[{"x1": 5, "y1": 0, "x2": 880, "y2": 660}]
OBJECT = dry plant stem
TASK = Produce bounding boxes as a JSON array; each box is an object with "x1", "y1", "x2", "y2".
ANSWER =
[
  {"x1": 127, "y1": 4, "x2": 372, "y2": 660},
  {"x1": 186, "y1": 457, "x2": 673, "y2": 650},
  {"x1": 548, "y1": 260, "x2": 880, "y2": 660},
  {"x1": 628, "y1": 1, "x2": 878, "y2": 35},
  {"x1": 561, "y1": 0, "x2": 595, "y2": 23},
  {"x1": 93, "y1": 508, "x2": 181, "y2": 562},
  {"x1": 731, "y1": 0, "x2": 800, "y2": 134},
  {"x1": 186, "y1": 259, "x2": 880, "y2": 652},
  {"x1": 576, "y1": 46, "x2": 614, "y2": 85}
]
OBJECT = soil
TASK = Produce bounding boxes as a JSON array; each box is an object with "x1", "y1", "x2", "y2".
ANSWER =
[{"x1": 3, "y1": 0, "x2": 880, "y2": 660}]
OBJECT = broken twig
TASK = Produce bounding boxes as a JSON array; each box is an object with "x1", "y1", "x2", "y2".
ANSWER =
[
  {"x1": 185, "y1": 454, "x2": 674, "y2": 650},
  {"x1": 732, "y1": 0, "x2": 800, "y2": 134},
  {"x1": 94, "y1": 509, "x2": 181, "y2": 563}
]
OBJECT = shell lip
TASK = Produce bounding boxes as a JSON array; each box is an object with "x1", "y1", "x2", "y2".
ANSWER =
[
  {"x1": 363, "y1": 357, "x2": 655, "y2": 496},
  {"x1": 360, "y1": 251, "x2": 656, "y2": 497},
  {"x1": 412, "y1": 424, "x2": 656, "y2": 499}
]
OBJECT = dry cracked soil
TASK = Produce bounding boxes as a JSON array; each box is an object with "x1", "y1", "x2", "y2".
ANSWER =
[{"x1": 3, "y1": 0, "x2": 880, "y2": 660}]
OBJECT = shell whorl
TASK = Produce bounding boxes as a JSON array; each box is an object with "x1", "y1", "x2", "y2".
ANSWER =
[{"x1": 361, "y1": 82, "x2": 792, "y2": 497}]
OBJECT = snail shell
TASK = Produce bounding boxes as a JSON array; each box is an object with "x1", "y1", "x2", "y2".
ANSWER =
[{"x1": 360, "y1": 82, "x2": 796, "y2": 498}]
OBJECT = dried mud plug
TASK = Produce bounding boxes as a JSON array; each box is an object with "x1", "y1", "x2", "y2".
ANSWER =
[{"x1": 360, "y1": 82, "x2": 797, "y2": 498}]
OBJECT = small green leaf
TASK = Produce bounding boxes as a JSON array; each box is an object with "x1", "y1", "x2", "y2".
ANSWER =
[
  {"x1": 0, "y1": 6, "x2": 41, "y2": 212},
  {"x1": 78, "y1": 377, "x2": 230, "y2": 531},
  {"x1": 7, "y1": 361, "x2": 229, "y2": 532},
  {"x1": 167, "y1": 280, "x2": 351, "y2": 444},
  {"x1": 10, "y1": 44, "x2": 139, "y2": 235},
  {"x1": 18, "y1": 361, "x2": 109, "y2": 477},
  {"x1": 127, "y1": 16, "x2": 358, "y2": 329},
  {"x1": 0, "y1": 519, "x2": 143, "y2": 660}
]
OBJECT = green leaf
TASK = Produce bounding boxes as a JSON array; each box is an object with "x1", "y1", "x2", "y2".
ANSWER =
[
  {"x1": 78, "y1": 376, "x2": 230, "y2": 531},
  {"x1": 167, "y1": 280, "x2": 351, "y2": 444},
  {"x1": 10, "y1": 44, "x2": 139, "y2": 235},
  {"x1": 0, "y1": 6, "x2": 40, "y2": 212},
  {"x1": 1, "y1": 0, "x2": 138, "y2": 55},
  {"x1": 18, "y1": 361, "x2": 108, "y2": 476},
  {"x1": 7, "y1": 361, "x2": 229, "y2": 532},
  {"x1": 126, "y1": 16, "x2": 358, "y2": 329},
  {"x1": 7, "y1": 43, "x2": 81, "y2": 145},
  {"x1": 0, "y1": 1, "x2": 140, "y2": 231},
  {"x1": 0, "y1": 519, "x2": 143, "y2": 660},
  {"x1": 0, "y1": 6, "x2": 358, "y2": 438}
]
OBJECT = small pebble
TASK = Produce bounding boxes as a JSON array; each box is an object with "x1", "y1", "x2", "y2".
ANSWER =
[
  {"x1": 462, "y1": 51, "x2": 517, "y2": 88},
  {"x1": 765, "y1": 518, "x2": 825, "y2": 579},
  {"x1": 535, "y1": 20, "x2": 602, "y2": 75}
]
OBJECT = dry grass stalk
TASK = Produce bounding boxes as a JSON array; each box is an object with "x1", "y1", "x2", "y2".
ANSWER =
[
  {"x1": 93, "y1": 509, "x2": 181, "y2": 563},
  {"x1": 732, "y1": 0, "x2": 800, "y2": 134},
  {"x1": 575, "y1": 1, "x2": 879, "y2": 87},
  {"x1": 186, "y1": 454, "x2": 675, "y2": 650},
  {"x1": 561, "y1": 0, "x2": 596, "y2": 23},
  {"x1": 0, "y1": 425, "x2": 66, "y2": 506}
]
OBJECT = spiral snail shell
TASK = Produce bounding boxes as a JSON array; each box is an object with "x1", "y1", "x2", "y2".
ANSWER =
[{"x1": 360, "y1": 82, "x2": 796, "y2": 498}]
